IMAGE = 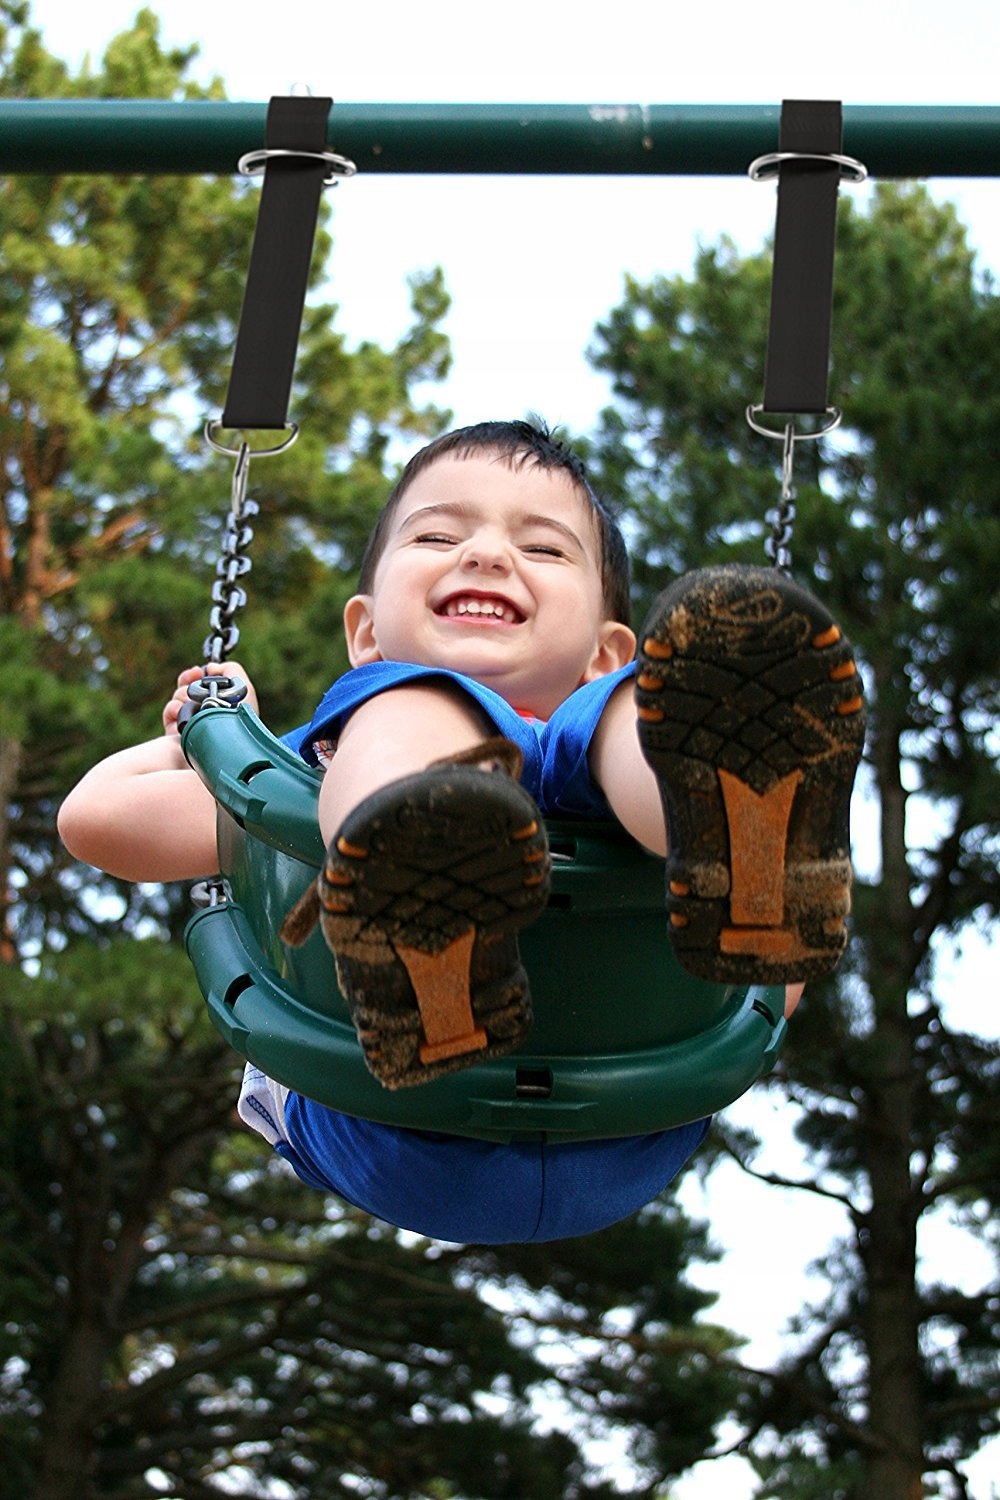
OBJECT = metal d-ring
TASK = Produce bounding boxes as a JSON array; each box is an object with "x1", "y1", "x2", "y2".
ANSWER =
[
  {"x1": 204, "y1": 420, "x2": 300, "y2": 459},
  {"x1": 745, "y1": 405, "x2": 842, "y2": 444},
  {"x1": 748, "y1": 150, "x2": 868, "y2": 184},
  {"x1": 237, "y1": 147, "x2": 357, "y2": 186}
]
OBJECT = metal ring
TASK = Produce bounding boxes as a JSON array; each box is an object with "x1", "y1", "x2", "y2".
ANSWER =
[
  {"x1": 745, "y1": 405, "x2": 842, "y2": 442},
  {"x1": 189, "y1": 879, "x2": 228, "y2": 910},
  {"x1": 237, "y1": 147, "x2": 357, "y2": 186},
  {"x1": 748, "y1": 150, "x2": 868, "y2": 184},
  {"x1": 204, "y1": 420, "x2": 299, "y2": 459}
]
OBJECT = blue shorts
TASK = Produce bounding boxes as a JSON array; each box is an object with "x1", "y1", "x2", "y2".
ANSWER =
[
  {"x1": 277, "y1": 1104, "x2": 710, "y2": 1244},
  {"x1": 284, "y1": 659, "x2": 636, "y2": 819},
  {"x1": 269, "y1": 660, "x2": 708, "y2": 1242}
]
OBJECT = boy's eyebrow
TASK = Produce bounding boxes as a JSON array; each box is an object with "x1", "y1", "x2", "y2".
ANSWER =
[{"x1": 400, "y1": 502, "x2": 588, "y2": 553}]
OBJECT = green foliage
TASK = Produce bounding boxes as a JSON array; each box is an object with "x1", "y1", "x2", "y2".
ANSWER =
[
  {"x1": 2, "y1": 943, "x2": 740, "y2": 1499},
  {"x1": 0, "y1": 4, "x2": 455, "y2": 952},
  {"x1": 0, "y1": 9, "x2": 744, "y2": 1499},
  {"x1": 589, "y1": 182, "x2": 1000, "y2": 1499}
]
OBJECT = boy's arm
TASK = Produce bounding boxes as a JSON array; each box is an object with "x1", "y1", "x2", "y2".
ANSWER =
[{"x1": 57, "y1": 663, "x2": 258, "y2": 884}]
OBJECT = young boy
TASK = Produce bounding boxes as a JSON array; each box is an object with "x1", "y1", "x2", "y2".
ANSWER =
[{"x1": 58, "y1": 420, "x2": 865, "y2": 1243}]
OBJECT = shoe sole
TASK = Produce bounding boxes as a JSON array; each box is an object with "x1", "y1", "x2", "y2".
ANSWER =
[
  {"x1": 315, "y1": 765, "x2": 550, "y2": 1088},
  {"x1": 635, "y1": 565, "x2": 866, "y2": 984}
]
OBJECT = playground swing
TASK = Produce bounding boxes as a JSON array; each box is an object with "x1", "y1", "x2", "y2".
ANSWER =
[{"x1": 180, "y1": 97, "x2": 864, "y2": 1144}]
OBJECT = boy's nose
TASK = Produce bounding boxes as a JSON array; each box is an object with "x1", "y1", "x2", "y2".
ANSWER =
[{"x1": 460, "y1": 531, "x2": 512, "y2": 573}]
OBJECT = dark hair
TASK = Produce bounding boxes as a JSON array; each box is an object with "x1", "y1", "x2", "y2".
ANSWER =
[{"x1": 357, "y1": 419, "x2": 631, "y2": 625}]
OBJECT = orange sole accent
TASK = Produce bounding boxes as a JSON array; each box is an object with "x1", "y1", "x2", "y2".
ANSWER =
[
  {"x1": 829, "y1": 659, "x2": 857, "y2": 681},
  {"x1": 812, "y1": 624, "x2": 842, "y2": 649},
  {"x1": 643, "y1": 637, "x2": 675, "y2": 659},
  {"x1": 419, "y1": 1030, "x2": 489, "y2": 1065},
  {"x1": 336, "y1": 837, "x2": 368, "y2": 859},
  {"x1": 670, "y1": 880, "x2": 691, "y2": 897},
  {"x1": 636, "y1": 672, "x2": 664, "y2": 691},
  {"x1": 319, "y1": 896, "x2": 351, "y2": 914},
  {"x1": 511, "y1": 819, "x2": 539, "y2": 841},
  {"x1": 637, "y1": 705, "x2": 666, "y2": 723},
  {"x1": 718, "y1": 767, "x2": 803, "y2": 926},
  {"x1": 836, "y1": 696, "x2": 865, "y2": 716},
  {"x1": 720, "y1": 926, "x2": 796, "y2": 957},
  {"x1": 393, "y1": 929, "x2": 490, "y2": 1067}
]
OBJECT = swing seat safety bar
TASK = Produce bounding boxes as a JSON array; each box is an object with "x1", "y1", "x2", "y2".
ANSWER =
[
  {"x1": 182, "y1": 704, "x2": 787, "y2": 1143},
  {"x1": 2, "y1": 101, "x2": 1000, "y2": 177}
]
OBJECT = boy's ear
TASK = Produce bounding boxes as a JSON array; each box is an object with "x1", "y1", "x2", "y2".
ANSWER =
[
  {"x1": 343, "y1": 594, "x2": 382, "y2": 666},
  {"x1": 582, "y1": 620, "x2": 637, "y2": 682}
]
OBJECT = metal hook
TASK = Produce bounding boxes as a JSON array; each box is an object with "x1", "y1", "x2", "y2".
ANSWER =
[
  {"x1": 781, "y1": 423, "x2": 796, "y2": 504},
  {"x1": 230, "y1": 440, "x2": 251, "y2": 523}
]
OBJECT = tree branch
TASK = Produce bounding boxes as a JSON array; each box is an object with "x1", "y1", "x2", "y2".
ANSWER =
[{"x1": 719, "y1": 1139, "x2": 861, "y2": 1216}]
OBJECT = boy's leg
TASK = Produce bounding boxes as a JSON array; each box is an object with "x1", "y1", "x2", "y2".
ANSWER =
[
  {"x1": 287, "y1": 681, "x2": 551, "y2": 1089},
  {"x1": 588, "y1": 681, "x2": 669, "y2": 855},
  {"x1": 317, "y1": 681, "x2": 493, "y2": 841},
  {"x1": 589, "y1": 692, "x2": 808, "y2": 1016},
  {"x1": 613, "y1": 565, "x2": 865, "y2": 988}
]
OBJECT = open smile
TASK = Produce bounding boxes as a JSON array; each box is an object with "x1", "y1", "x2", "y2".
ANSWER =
[{"x1": 435, "y1": 592, "x2": 526, "y2": 625}]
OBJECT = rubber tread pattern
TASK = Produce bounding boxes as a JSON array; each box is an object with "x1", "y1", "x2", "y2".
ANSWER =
[
  {"x1": 636, "y1": 564, "x2": 866, "y2": 984},
  {"x1": 312, "y1": 762, "x2": 550, "y2": 1088}
]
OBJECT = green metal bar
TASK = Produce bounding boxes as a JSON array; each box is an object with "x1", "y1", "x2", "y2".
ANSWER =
[{"x1": 2, "y1": 100, "x2": 1000, "y2": 178}]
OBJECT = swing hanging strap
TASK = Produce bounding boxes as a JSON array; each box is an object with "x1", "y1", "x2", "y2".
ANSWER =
[
  {"x1": 221, "y1": 94, "x2": 334, "y2": 432},
  {"x1": 745, "y1": 100, "x2": 867, "y2": 570},
  {"x1": 753, "y1": 99, "x2": 864, "y2": 416}
]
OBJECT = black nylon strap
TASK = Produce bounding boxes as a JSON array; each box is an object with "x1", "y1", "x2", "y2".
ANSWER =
[
  {"x1": 221, "y1": 95, "x2": 332, "y2": 430},
  {"x1": 762, "y1": 100, "x2": 843, "y2": 415}
]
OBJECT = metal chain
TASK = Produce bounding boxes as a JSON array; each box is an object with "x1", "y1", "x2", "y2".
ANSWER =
[
  {"x1": 764, "y1": 423, "x2": 797, "y2": 573},
  {"x1": 203, "y1": 442, "x2": 259, "y2": 664}
]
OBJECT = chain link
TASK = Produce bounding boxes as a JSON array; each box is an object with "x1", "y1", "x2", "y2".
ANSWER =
[
  {"x1": 747, "y1": 406, "x2": 841, "y2": 575},
  {"x1": 203, "y1": 443, "x2": 258, "y2": 664},
  {"x1": 764, "y1": 423, "x2": 797, "y2": 573}
]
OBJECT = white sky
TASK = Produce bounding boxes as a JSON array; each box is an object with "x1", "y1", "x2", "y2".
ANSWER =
[{"x1": 23, "y1": 2, "x2": 1000, "y2": 1495}]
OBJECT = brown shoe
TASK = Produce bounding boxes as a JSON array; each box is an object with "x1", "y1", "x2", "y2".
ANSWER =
[
  {"x1": 281, "y1": 740, "x2": 550, "y2": 1088},
  {"x1": 635, "y1": 565, "x2": 866, "y2": 985}
]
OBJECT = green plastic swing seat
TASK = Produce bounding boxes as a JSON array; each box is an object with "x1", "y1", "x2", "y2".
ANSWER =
[{"x1": 182, "y1": 702, "x2": 787, "y2": 1144}]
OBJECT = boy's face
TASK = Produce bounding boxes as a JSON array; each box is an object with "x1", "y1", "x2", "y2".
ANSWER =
[{"x1": 344, "y1": 454, "x2": 635, "y2": 718}]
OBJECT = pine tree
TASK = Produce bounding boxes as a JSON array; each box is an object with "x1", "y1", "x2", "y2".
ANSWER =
[
  {"x1": 587, "y1": 181, "x2": 1000, "y2": 1500},
  {"x1": 0, "y1": 8, "x2": 744, "y2": 1496}
]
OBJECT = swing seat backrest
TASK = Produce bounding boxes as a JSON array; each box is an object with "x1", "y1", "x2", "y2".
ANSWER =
[{"x1": 182, "y1": 703, "x2": 787, "y2": 1143}]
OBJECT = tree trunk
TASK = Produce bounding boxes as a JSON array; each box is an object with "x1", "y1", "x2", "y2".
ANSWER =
[
  {"x1": 0, "y1": 734, "x2": 23, "y2": 963},
  {"x1": 861, "y1": 720, "x2": 925, "y2": 1500},
  {"x1": 33, "y1": 1317, "x2": 108, "y2": 1500}
]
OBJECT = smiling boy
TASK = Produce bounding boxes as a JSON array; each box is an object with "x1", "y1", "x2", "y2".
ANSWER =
[{"x1": 58, "y1": 420, "x2": 865, "y2": 1243}]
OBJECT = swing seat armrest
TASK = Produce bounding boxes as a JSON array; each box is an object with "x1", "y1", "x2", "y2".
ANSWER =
[{"x1": 181, "y1": 702, "x2": 325, "y2": 864}]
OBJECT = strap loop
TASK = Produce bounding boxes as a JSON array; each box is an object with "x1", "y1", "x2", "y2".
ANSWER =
[
  {"x1": 238, "y1": 146, "x2": 356, "y2": 185},
  {"x1": 748, "y1": 149, "x2": 867, "y2": 184}
]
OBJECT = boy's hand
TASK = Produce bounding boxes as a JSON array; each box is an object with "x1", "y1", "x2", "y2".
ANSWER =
[{"x1": 163, "y1": 662, "x2": 260, "y2": 737}]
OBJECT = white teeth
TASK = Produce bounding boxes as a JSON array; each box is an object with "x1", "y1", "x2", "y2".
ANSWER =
[{"x1": 445, "y1": 597, "x2": 518, "y2": 622}]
